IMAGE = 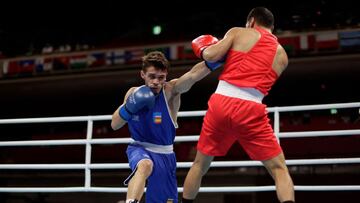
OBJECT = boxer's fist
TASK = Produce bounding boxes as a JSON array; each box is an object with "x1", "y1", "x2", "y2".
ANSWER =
[
  {"x1": 119, "y1": 86, "x2": 155, "y2": 121},
  {"x1": 192, "y1": 35, "x2": 218, "y2": 59}
]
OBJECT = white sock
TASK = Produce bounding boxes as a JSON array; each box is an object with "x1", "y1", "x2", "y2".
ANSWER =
[{"x1": 126, "y1": 199, "x2": 138, "y2": 203}]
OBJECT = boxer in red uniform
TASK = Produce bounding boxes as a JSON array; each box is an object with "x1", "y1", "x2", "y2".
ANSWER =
[{"x1": 182, "y1": 7, "x2": 295, "y2": 203}]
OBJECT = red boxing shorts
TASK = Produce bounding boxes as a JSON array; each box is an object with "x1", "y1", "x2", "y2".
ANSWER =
[{"x1": 197, "y1": 93, "x2": 282, "y2": 161}]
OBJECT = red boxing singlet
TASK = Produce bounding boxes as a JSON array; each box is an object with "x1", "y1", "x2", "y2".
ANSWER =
[{"x1": 219, "y1": 26, "x2": 279, "y2": 95}]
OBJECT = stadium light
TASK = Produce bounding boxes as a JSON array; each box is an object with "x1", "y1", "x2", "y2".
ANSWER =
[{"x1": 152, "y1": 25, "x2": 162, "y2": 35}]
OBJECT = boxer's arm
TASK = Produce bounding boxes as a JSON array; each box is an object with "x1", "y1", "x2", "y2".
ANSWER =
[
  {"x1": 272, "y1": 44, "x2": 288, "y2": 76},
  {"x1": 192, "y1": 35, "x2": 224, "y2": 71},
  {"x1": 111, "y1": 87, "x2": 135, "y2": 130},
  {"x1": 171, "y1": 61, "x2": 210, "y2": 94},
  {"x1": 202, "y1": 28, "x2": 237, "y2": 62}
]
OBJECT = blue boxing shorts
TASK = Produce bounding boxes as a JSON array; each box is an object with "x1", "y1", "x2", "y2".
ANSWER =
[{"x1": 124, "y1": 143, "x2": 178, "y2": 203}]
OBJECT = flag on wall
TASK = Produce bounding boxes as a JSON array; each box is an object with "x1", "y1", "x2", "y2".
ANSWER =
[
  {"x1": 106, "y1": 50, "x2": 125, "y2": 65},
  {"x1": 169, "y1": 45, "x2": 178, "y2": 60},
  {"x1": 35, "y1": 57, "x2": 53, "y2": 73},
  {"x1": 18, "y1": 59, "x2": 35, "y2": 75},
  {"x1": 3, "y1": 59, "x2": 35, "y2": 76},
  {"x1": 70, "y1": 55, "x2": 88, "y2": 69},
  {"x1": 2, "y1": 61, "x2": 19, "y2": 76},
  {"x1": 53, "y1": 56, "x2": 70, "y2": 70},
  {"x1": 278, "y1": 36, "x2": 300, "y2": 55},
  {"x1": 299, "y1": 34, "x2": 316, "y2": 50},
  {"x1": 88, "y1": 52, "x2": 106, "y2": 67},
  {"x1": 315, "y1": 32, "x2": 339, "y2": 50},
  {"x1": 125, "y1": 49, "x2": 144, "y2": 64},
  {"x1": 177, "y1": 44, "x2": 197, "y2": 60},
  {"x1": 339, "y1": 30, "x2": 360, "y2": 48}
]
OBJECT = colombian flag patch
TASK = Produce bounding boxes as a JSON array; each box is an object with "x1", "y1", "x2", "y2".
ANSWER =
[{"x1": 153, "y1": 112, "x2": 162, "y2": 124}]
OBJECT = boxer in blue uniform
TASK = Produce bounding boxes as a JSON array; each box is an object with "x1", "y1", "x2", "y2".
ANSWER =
[{"x1": 111, "y1": 51, "x2": 213, "y2": 203}]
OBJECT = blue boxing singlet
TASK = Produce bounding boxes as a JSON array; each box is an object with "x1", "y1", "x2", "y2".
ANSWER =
[{"x1": 127, "y1": 86, "x2": 177, "y2": 145}]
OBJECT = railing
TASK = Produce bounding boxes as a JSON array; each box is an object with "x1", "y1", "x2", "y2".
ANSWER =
[{"x1": 0, "y1": 102, "x2": 360, "y2": 193}]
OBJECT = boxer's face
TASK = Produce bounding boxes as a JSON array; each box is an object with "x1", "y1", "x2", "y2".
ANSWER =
[{"x1": 141, "y1": 66, "x2": 167, "y2": 94}]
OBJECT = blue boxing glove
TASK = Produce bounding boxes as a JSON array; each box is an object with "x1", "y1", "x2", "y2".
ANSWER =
[
  {"x1": 205, "y1": 61, "x2": 223, "y2": 71},
  {"x1": 119, "y1": 86, "x2": 155, "y2": 121},
  {"x1": 205, "y1": 56, "x2": 226, "y2": 71}
]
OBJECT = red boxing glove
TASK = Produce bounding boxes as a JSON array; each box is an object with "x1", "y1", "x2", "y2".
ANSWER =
[{"x1": 192, "y1": 35, "x2": 219, "y2": 59}]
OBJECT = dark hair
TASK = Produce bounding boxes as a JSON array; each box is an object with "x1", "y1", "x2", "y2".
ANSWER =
[
  {"x1": 142, "y1": 51, "x2": 170, "y2": 72},
  {"x1": 247, "y1": 7, "x2": 274, "y2": 29}
]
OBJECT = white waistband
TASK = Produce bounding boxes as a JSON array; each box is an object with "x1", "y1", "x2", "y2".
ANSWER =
[
  {"x1": 132, "y1": 140, "x2": 174, "y2": 154},
  {"x1": 215, "y1": 80, "x2": 264, "y2": 103}
]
